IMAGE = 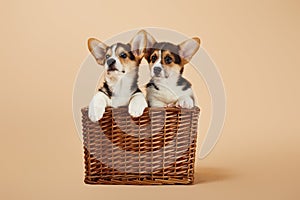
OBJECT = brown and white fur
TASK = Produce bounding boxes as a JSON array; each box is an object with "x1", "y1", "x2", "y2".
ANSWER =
[
  {"x1": 145, "y1": 33, "x2": 200, "y2": 108},
  {"x1": 87, "y1": 30, "x2": 148, "y2": 122}
]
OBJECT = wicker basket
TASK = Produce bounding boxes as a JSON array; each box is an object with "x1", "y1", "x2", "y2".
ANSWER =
[{"x1": 81, "y1": 106, "x2": 200, "y2": 185}]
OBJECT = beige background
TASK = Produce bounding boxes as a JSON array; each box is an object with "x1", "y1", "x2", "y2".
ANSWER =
[{"x1": 1, "y1": 0, "x2": 300, "y2": 199}]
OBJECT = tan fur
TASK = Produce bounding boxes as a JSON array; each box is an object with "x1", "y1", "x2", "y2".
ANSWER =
[{"x1": 116, "y1": 46, "x2": 138, "y2": 73}]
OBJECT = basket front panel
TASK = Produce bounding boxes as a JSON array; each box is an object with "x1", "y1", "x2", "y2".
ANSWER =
[{"x1": 82, "y1": 107, "x2": 200, "y2": 185}]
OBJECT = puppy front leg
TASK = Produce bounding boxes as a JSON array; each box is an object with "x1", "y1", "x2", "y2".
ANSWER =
[
  {"x1": 128, "y1": 92, "x2": 148, "y2": 117},
  {"x1": 88, "y1": 92, "x2": 111, "y2": 122},
  {"x1": 176, "y1": 95, "x2": 194, "y2": 109}
]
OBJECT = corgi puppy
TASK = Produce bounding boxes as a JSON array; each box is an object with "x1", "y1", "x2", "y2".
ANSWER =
[
  {"x1": 87, "y1": 30, "x2": 148, "y2": 122},
  {"x1": 145, "y1": 33, "x2": 200, "y2": 108}
]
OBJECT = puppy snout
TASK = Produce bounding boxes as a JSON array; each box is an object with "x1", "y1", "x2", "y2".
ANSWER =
[
  {"x1": 153, "y1": 67, "x2": 162, "y2": 76},
  {"x1": 107, "y1": 58, "x2": 116, "y2": 67}
]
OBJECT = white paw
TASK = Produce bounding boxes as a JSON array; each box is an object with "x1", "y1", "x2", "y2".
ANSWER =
[
  {"x1": 128, "y1": 95, "x2": 147, "y2": 117},
  {"x1": 176, "y1": 96, "x2": 194, "y2": 109},
  {"x1": 88, "y1": 93, "x2": 107, "y2": 122}
]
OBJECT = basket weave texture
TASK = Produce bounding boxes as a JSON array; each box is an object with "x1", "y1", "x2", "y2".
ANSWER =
[{"x1": 82, "y1": 106, "x2": 200, "y2": 185}]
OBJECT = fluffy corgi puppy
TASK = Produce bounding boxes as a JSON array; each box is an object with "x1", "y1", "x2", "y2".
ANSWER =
[
  {"x1": 87, "y1": 30, "x2": 148, "y2": 122},
  {"x1": 145, "y1": 33, "x2": 200, "y2": 108}
]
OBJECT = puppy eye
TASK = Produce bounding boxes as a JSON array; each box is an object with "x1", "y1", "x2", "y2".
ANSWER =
[
  {"x1": 105, "y1": 54, "x2": 110, "y2": 59},
  {"x1": 119, "y1": 52, "x2": 127, "y2": 59},
  {"x1": 151, "y1": 55, "x2": 157, "y2": 63},
  {"x1": 165, "y1": 56, "x2": 172, "y2": 64}
]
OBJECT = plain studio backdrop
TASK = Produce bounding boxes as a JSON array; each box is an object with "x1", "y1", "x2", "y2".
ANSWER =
[{"x1": 0, "y1": 0, "x2": 299, "y2": 200}]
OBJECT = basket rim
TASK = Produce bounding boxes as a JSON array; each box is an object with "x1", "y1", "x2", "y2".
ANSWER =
[{"x1": 81, "y1": 106, "x2": 200, "y2": 113}]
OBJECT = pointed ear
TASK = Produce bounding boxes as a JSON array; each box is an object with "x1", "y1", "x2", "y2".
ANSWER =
[
  {"x1": 144, "y1": 31, "x2": 157, "y2": 61},
  {"x1": 87, "y1": 38, "x2": 107, "y2": 65},
  {"x1": 129, "y1": 30, "x2": 147, "y2": 59},
  {"x1": 178, "y1": 37, "x2": 201, "y2": 64},
  {"x1": 145, "y1": 31, "x2": 157, "y2": 49}
]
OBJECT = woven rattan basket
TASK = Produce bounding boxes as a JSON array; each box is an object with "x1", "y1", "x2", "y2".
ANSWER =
[{"x1": 82, "y1": 106, "x2": 200, "y2": 185}]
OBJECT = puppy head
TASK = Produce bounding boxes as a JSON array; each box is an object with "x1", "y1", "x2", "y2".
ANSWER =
[
  {"x1": 87, "y1": 30, "x2": 147, "y2": 75},
  {"x1": 145, "y1": 34, "x2": 200, "y2": 78}
]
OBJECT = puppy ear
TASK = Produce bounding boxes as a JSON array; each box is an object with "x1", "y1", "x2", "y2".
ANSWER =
[
  {"x1": 88, "y1": 38, "x2": 107, "y2": 65},
  {"x1": 178, "y1": 37, "x2": 201, "y2": 64},
  {"x1": 145, "y1": 31, "x2": 157, "y2": 49},
  {"x1": 144, "y1": 31, "x2": 157, "y2": 61},
  {"x1": 129, "y1": 30, "x2": 147, "y2": 59}
]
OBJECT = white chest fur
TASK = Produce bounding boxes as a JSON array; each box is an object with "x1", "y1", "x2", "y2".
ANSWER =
[
  {"x1": 107, "y1": 70, "x2": 137, "y2": 107},
  {"x1": 146, "y1": 75, "x2": 194, "y2": 107}
]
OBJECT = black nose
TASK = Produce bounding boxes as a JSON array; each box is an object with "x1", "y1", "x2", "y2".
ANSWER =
[
  {"x1": 107, "y1": 58, "x2": 116, "y2": 67},
  {"x1": 153, "y1": 67, "x2": 162, "y2": 75}
]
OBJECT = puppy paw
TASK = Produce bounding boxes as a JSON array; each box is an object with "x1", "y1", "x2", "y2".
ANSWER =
[
  {"x1": 176, "y1": 96, "x2": 194, "y2": 109},
  {"x1": 88, "y1": 105, "x2": 105, "y2": 122},
  {"x1": 128, "y1": 95, "x2": 147, "y2": 117},
  {"x1": 88, "y1": 93, "x2": 107, "y2": 122}
]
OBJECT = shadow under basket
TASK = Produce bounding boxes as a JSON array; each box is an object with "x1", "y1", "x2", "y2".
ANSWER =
[{"x1": 81, "y1": 106, "x2": 200, "y2": 185}]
